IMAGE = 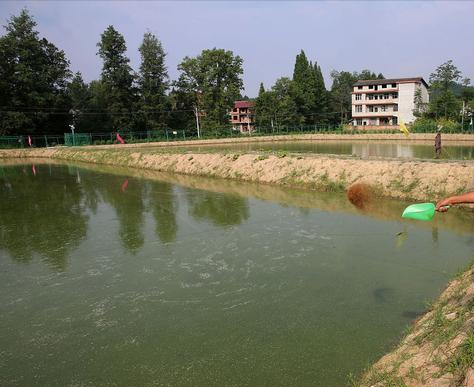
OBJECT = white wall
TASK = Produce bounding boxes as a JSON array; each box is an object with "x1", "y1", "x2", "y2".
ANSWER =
[{"x1": 398, "y1": 82, "x2": 417, "y2": 123}]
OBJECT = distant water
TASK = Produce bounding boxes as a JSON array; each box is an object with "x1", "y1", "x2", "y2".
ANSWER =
[{"x1": 139, "y1": 140, "x2": 474, "y2": 160}]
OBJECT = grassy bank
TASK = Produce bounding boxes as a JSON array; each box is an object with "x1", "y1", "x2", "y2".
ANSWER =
[{"x1": 352, "y1": 257, "x2": 474, "y2": 387}]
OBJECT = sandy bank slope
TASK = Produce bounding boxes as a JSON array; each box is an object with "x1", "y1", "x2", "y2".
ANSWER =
[
  {"x1": 2, "y1": 147, "x2": 474, "y2": 201},
  {"x1": 354, "y1": 259, "x2": 474, "y2": 387}
]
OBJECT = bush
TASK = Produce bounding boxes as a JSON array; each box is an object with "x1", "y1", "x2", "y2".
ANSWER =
[{"x1": 411, "y1": 118, "x2": 462, "y2": 133}]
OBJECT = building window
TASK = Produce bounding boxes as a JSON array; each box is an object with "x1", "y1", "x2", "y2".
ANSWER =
[
  {"x1": 392, "y1": 117, "x2": 398, "y2": 125},
  {"x1": 233, "y1": 116, "x2": 238, "y2": 120},
  {"x1": 392, "y1": 83, "x2": 396, "y2": 88},
  {"x1": 374, "y1": 107, "x2": 378, "y2": 112},
  {"x1": 356, "y1": 119, "x2": 362, "y2": 125},
  {"x1": 358, "y1": 86, "x2": 362, "y2": 90},
  {"x1": 368, "y1": 85, "x2": 373, "y2": 89},
  {"x1": 355, "y1": 105, "x2": 363, "y2": 112},
  {"x1": 355, "y1": 94, "x2": 362, "y2": 100},
  {"x1": 393, "y1": 93, "x2": 398, "y2": 99},
  {"x1": 393, "y1": 105, "x2": 398, "y2": 112},
  {"x1": 381, "y1": 106, "x2": 386, "y2": 112},
  {"x1": 382, "y1": 84, "x2": 387, "y2": 89}
]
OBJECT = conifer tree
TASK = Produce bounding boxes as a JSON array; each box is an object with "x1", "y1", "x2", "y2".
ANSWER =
[
  {"x1": 0, "y1": 9, "x2": 71, "y2": 135},
  {"x1": 97, "y1": 25, "x2": 136, "y2": 131},
  {"x1": 138, "y1": 32, "x2": 169, "y2": 131}
]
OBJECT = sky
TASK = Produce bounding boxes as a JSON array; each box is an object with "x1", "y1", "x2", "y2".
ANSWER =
[{"x1": 1, "y1": 0, "x2": 473, "y2": 97}]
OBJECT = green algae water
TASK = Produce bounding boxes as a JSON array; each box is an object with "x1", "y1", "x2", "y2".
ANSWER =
[{"x1": 1, "y1": 163, "x2": 474, "y2": 387}]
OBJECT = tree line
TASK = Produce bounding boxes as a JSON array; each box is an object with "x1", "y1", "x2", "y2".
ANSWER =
[{"x1": 0, "y1": 9, "x2": 472, "y2": 137}]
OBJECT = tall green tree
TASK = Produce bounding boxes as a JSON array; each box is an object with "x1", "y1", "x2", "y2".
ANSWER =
[
  {"x1": 291, "y1": 50, "x2": 314, "y2": 123},
  {"x1": 428, "y1": 60, "x2": 462, "y2": 119},
  {"x1": 137, "y1": 31, "x2": 169, "y2": 131},
  {"x1": 313, "y1": 62, "x2": 329, "y2": 123},
  {"x1": 330, "y1": 70, "x2": 358, "y2": 124},
  {"x1": 0, "y1": 9, "x2": 71, "y2": 135},
  {"x1": 254, "y1": 82, "x2": 277, "y2": 128},
  {"x1": 97, "y1": 25, "x2": 136, "y2": 131},
  {"x1": 291, "y1": 50, "x2": 328, "y2": 125},
  {"x1": 175, "y1": 48, "x2": 244, "y2": 133},
  {"x1": 272, "y1": 77, "x2": 298, "y2": 127}
]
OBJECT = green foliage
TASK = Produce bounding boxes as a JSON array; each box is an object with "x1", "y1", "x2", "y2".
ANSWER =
[
  {"x1": 137, "y1": 32, "x2": 169, "y2": 131},
  {"x1": 97, "y1": 25, "x2": 136, "y2": 131},
  {"x1": 330, "y1": 70, "x2": 358, "y2": 124},
  {"x1": 291, "y1": 50, "x2": 328, "y2": 124},
  {"x1": 428, "y1": 60, "x2": 463, "y2": 120},
  {"x1": 0, "y1": 9, "x2": 71, "y2": 135},
  {"x1": 175, "y1": 48, "x2": 244, "y2": 133}
]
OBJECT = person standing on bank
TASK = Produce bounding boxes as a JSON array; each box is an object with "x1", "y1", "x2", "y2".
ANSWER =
[{"x1": 435, "y1": 125, "x2": 442, "y2": 158}]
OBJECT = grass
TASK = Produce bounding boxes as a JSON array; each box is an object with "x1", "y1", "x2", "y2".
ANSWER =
[{"x1": 447, "y1": 334, "x2": 474, "y2": 385}]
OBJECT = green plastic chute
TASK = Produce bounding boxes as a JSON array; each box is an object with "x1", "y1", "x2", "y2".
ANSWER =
[{"x1": 402, "y1": 203, "x2": 436, "y2": 221}]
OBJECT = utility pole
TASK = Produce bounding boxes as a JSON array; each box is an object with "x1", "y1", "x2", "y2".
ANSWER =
[
  {"x1": 462, "y1": 100, "x2": 466, "y2": 130},
  {"x1": 194, "y1": 106, "x2": 201, "y2": 138}
]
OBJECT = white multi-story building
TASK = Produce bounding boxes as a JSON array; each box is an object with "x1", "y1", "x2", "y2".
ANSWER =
[{"x1": 351, "y1": 77, "x2": 429, "y2": 129}]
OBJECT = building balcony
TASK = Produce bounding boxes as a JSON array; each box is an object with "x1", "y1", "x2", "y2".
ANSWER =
[
  {"x1": 353, "y1": 99, "x2": 398, "y2": 105},
  {"x1": 353, "y1": 111, "x2": 397, "y2": 117},
  {"x1": 352, "y1": 87, "x2": 398, "y2": 94}
]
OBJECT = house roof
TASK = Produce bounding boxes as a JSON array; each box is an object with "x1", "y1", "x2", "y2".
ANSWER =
[
  {"x1": 234, "y1": 101, "x2": 255, "y2": 108},
  {"x1": 353, "y1": 77, "x2": 429, "y2": 88}
]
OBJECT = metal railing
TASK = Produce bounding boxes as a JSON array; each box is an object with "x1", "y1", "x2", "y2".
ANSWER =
[{"x1": 1, "y1": 122, "x2": 472, "y2": 149}]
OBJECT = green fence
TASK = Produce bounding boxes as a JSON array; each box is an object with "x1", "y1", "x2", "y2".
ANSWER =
[
  {"x1": 64, "y1": 133, "x2": 92, "y2": 146},
  {"x1": 1, "y1": 122, "x2": 473, "y2": 149}
]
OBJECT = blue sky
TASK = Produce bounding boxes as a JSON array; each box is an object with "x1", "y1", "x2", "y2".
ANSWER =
[{"x1": 1, "y1": 1, "x2": 473, "y2": 97}]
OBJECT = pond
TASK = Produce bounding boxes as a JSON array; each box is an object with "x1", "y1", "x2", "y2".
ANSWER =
[
  {"x1": 138, "y1": 140, "x2": 474, "y2": 160},
  {"x1": 1, "y1": 162, "x2": 474, "y2": 387}
]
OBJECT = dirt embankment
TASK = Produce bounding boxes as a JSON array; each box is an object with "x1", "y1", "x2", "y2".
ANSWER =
[
  {"x1": 354, "y1": 260, "x2": 474, "y2": 387},
  {"x1": 2, "y1": 146, "x2": 474, "y2": 202}
]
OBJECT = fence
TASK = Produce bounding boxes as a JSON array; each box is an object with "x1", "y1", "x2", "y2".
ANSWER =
[{"x1": 1, "y1": 122, "x2": 473, "y2": 149}]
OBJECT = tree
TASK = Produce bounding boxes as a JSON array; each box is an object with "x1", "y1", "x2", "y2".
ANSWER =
[
  {"x1": 358, "y1": 69, "x2": 385, "y2": 80},
  {"x1": 330, "y1": 70, "x2": 358, "y2": 124},
  {"x1": 272, "y1": 77, "x2": 299, "y2": 127},
  {"x1": 97, "y1": 25, "x2": 136, "y2": 131},
  {"x1": 175, "y1": 48, "x2": 244, "y2": 133},
  {"x1": 0, "y1": 9, "x2": 71, "y2": 135},
  {"x1": 312, "y1": 61, "x2": 329, "y2": 123},
  {"x1": 428, "y1": 60, "x2": 462, "y2": 120},
  {"x1": 413, "y1": 87, "x2": 427, "y2": 118},
  {"x1": 254, "y1": 83, "x2": 277, "y2": 128},
  {"x1": 291, "y1": 50, "x2": 328, "y2": 125},
  {"x1": 66, "y1": 72, "x2": 93, "y2": 132},
  {"x1": 137, "y1": 31, "x2": 169, "y2": 131}
]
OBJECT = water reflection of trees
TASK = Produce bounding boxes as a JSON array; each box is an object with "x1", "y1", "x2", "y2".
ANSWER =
[
  {"x1": 98, "y1": 177, "x2": 146, "y2": 253},
  {"x1": 186, "y1": 190, "x2": 249, "y2": 227},
  {"x1": 150, "y1": 182, "x2": 178, "y2": 244},
  {"x1": 0, "y1": 165, "x2": 88, "y2": 271}
]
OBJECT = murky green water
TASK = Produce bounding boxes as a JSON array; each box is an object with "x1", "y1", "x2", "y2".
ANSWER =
[
  {"x1": 139, "y1": 140, "x2": 474, "y2": 160},
  {"x1": 1, "y1": 163, "x2": 474, "y2": 387}
]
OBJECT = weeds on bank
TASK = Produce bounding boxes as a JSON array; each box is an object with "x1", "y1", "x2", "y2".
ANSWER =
[{"x1": 447, "y1": 334, "x2": 474, "y2": 386}]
